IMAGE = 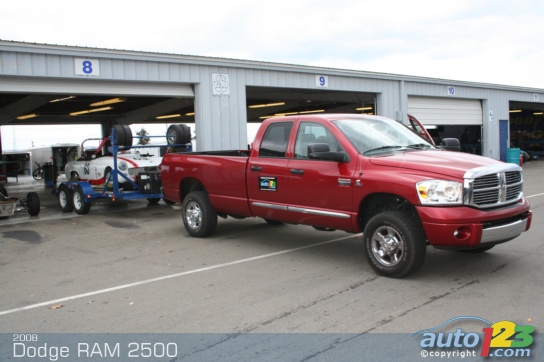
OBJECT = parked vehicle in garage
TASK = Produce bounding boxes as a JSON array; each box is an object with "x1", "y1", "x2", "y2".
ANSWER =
[
  {"x1": 161, "y1": 114, "x2": 532, "y2": 278},
  {"x1": 57, "y1": 124, "x2": 191, "y2": 215}
]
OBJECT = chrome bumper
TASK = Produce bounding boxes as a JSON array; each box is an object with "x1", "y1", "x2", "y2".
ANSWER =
[{"x1": 481, "y1": 218, "x2": 528, "y2": 244}]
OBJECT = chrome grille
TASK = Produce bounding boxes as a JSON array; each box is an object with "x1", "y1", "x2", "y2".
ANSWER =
[{"x1": 465, "y1": 165, "x2": 523, "y2": 209}]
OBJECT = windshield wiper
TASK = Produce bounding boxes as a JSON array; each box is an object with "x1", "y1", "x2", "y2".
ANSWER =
[
  {"x1": 363, "y1": 145, "x2": 405, "y2": 155},
  {"x1": 406, "y1": 143, "x2": 432, "y2": 150}
]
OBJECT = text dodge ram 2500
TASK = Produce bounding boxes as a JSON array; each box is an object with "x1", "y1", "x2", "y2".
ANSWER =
[{"x1": 161, "y1": 114, "x2": 532, "y2": 278}]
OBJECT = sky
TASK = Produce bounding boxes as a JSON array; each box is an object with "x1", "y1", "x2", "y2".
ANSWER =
[{"x1": 2, "y1": 0, "x2": 544, "y2": 150}]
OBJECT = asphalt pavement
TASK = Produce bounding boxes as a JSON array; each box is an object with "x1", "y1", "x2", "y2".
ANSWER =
[{"x1": 0, "y1": 162, "x2": 543, "y2": 340}]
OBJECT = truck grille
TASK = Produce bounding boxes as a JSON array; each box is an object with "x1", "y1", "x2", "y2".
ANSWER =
[{"x1": 465, "y1": 166, "x2": 523, "y2": 209}]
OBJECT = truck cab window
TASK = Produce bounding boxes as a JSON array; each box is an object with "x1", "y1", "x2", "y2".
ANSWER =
[
  {"x1": 295, "y1": 122, "x2": 342, "y2": 159},
  {"x1": 259, "y1": 122, "x2": 293, "y2": 158}
]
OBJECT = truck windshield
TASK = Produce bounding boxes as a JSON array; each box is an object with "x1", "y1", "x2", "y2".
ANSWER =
[{"x1": 334, "y1": 118, "x2": 434, "y2": 156}]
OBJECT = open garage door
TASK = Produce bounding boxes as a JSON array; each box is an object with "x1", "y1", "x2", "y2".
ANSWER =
[
  {"x1": 408, "y1": 96, "x2": 483, "y2": 154},
  {"x1": 408, "y1": 96, "x2": 482, "y2": 125}
]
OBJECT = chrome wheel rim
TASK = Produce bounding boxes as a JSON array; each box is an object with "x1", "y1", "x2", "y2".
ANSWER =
[
  {"x1": 185, "y1": 201, "x2": 202, "y2": 230},
  {"x1": 370, "y1": 226, "x2": 405, "y2": 267}
]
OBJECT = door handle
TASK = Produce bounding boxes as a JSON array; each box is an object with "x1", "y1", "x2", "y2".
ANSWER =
[
  {"x1": 251, "y1": 166, "x2": 262, "y2": 171},
  {"x1": 290, "y1": 169, "x2": 304, "y2": 175}
]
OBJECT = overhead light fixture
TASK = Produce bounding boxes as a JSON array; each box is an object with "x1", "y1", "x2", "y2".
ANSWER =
[
  {"x1": 509, "y1": 110, "x2": 522, "y2": 113},
  {"x1": 70, "y1": 106, "x2": 113, "y2": 116},
  {"x1": 90, "y1": 97, "x2": 126, "y2": 107},
  {"x1": 185, "y1": 112, "x2": 195, "y2": 116},
  {"x1": 49, "y1": 95, "x2": 76, "y2": 103},
  {"x1": 534, "y1": 112, "x2": 543, "y2": 115},
  {"x1": 356, "y1": 107, "x2": 373, "y2": 111},
  {"x1": 156, "y1": 114, "x2": 181, "y2": 119},
  {"x1": 248, "y1": 102, "x2": 286, "y2": 109},
  {"x1": 17, "y1": 113, "x2": 38, "y2": 120},
  {"x1": 299, "y1": 109, "x2": 325, "y2": 114}
]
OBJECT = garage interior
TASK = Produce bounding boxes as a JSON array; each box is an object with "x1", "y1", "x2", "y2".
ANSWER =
[
  {"x1": 509, "y1": 101, "x2": 544, "y2": 157},
  {"x1": 0, "y1": 87, "x2": 377, "y2": 177}
]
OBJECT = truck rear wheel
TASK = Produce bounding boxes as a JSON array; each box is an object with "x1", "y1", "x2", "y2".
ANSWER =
[
  {"x1": 363, "y1": 210, "x2": 426, "y2": 278},
  {"x1": 182, "y1": 191, "x2": 217, "y2": 237}
]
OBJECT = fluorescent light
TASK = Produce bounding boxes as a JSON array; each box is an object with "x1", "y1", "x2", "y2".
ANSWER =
[
  {"x1": 356, "y1": 107, "x2": 373, "y2": 111},
  {"x1": 509, "y1": 110, "x2": 522, "y2": 113},
  {"x1": 90, "y1": 97, "x2": 126, "y2": 107},
  {"x1": 299, "y1": 109, "x2": 325, "y2": 114},
  {"x1": 534, "y1": 112, "x2": 543, "y2": 115},
  {"x1": 49, "y1": 96, "x2": 76, "y2": 103},
  {"x1": 70, "y1": 106, "x2": 112, "y2": 116},
  {"x1": 17, "y1": 113, "x2": 38, "y2": 120},
  {"x1": 185, "y1": 112, "x2": 195, "y2": 116},
  {"x1": 156, "y1": 114, "x2": 181, "y2": 119},
  {"x1": 248, "y1": 102, "x2": 285, "y2": 109}
]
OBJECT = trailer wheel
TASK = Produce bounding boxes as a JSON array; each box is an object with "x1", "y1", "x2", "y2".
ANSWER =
[
  {"x1": 26, "y1": 192, "x2": 41, "y2": 216},
  {"x1": 363, "y1": 210, "x2": 426, "y2": 278},
  {"x1": 58, "y1": 185, "x2": 74, "y2": 212},
  {"x1": 167, "y1": 124, "x2": 191, "y2": 145},
  {"x1": 73, "y1": 186, "x2": 91, "y2": 215},
  {"x1": 182, "y1": 191, "x2": 217, "y2": 237}
]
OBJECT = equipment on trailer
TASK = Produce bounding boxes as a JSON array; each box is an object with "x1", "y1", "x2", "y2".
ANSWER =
[{"x1": 56, "y1": 124, "x2": 191, "y2": 215}]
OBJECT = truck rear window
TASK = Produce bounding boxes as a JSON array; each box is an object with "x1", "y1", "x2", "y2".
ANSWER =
[{"x1": 259, "y1": 122, "x2": 293, "y2": 158}]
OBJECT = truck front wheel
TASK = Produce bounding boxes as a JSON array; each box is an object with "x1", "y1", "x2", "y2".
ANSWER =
[
  {"x1": 363, "y1": 210, "x2": 426, "y2": 278},
  {"x1": 182, "y1": 191, "x2": 217, "y2": 237}
]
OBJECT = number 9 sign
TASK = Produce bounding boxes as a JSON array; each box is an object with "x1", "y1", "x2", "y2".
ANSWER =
[
  {"x1": 315, "y1": 75, "x2": 328, "y2": 88},
  {"x1": 75, "y1": 58, "x2": 100, "y2": 77}
]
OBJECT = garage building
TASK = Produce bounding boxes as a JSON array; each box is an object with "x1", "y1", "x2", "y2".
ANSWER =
[{"x1": 1, "y1": 40, "x2": 543, "y2": 163}]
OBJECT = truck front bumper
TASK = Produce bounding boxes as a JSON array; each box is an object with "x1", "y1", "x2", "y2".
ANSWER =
[{"x1": 416, "y1": 197, "x2": 532, "y2": 248}]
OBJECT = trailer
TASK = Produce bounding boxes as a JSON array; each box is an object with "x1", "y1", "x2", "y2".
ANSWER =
[{"x1": 56, "y1": 124, "x2": 191, "y2": 215}]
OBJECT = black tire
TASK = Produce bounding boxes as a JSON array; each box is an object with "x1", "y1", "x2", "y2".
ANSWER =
[
  {"x1": 58, "y1": 185, "x2": 74, "y2": 212},
  {"x1": 163, "y1": 198, "x2": 175, "y2": 205},
  {"x1": 363, "y1": 210, "x2": 427, "y2": 278},
  {"x1": 459, "y1": 245, "x2": 495, "y2": 253},
  {"x1": 0, "y1": 185, "x2": 7, "y2": 197},
  {"x1": 147, "y1": 198, "x2": 161, "y2": 204},
  {"x1": 73, "y1": 186, "x2": 91, "y2": 215},
  {"x1": 167, "y1": 124, "x2": 191, "y2": 145},
  {"x1": 26, "y1": 192, "x2": 40, "y2": 216},
  {"x1": 181, "y1": 191, "x2": 217, "y2": 237},
  {"x1": 111, "y1": 125, "x2": 133, "y2": 147}
]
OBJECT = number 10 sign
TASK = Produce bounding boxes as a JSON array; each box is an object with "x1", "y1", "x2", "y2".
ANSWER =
[{"x1": 75, "y1": 58, "x2": 100, "y2": 77}]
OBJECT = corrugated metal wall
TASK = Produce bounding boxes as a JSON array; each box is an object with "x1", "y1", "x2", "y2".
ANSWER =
[{"x1": 1, "y1": 41, "x2": 544, "y2": 157}]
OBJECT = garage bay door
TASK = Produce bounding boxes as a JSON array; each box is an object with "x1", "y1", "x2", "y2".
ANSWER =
[{"x1": 408, "y1": 96, "x2": 482, "y2": 125}]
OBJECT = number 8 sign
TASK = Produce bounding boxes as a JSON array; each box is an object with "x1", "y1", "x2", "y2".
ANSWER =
[{"x1": 75, "y1": 58, "x2": 100, "y2": 77}]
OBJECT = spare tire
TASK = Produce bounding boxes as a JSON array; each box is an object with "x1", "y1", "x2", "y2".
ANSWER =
[
  {"x1": 111, "y1": 125, "x2": 133, "y2": 147},
  {"x1": 167, "y1": 124, "x2": 191, "y2": 145}
]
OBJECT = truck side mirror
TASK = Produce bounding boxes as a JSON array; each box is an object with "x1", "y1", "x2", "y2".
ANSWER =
[
  {"x1": 308, "y1": 143, "x2": 346, "y2": 162},
  {"x1": 438, "y1": 138, "x2": 461, "y2": 152}
]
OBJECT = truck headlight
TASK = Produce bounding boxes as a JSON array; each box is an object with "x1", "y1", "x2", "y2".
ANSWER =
[{"x1": 416, "y1": 180, "x2": 463, "y2": 205}]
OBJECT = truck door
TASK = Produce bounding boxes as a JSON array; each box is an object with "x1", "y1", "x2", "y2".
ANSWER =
[
  {"x1": 247, "y1": 121, "x2": 295, "y2": 222},
  {"x1": 287, "y1": 121, "x2": 356, "y2": 230}
]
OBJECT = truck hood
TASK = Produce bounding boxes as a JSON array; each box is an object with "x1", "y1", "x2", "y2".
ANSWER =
[{"x1": 368, "y1": 150, "x2": 501, "y2": 179}]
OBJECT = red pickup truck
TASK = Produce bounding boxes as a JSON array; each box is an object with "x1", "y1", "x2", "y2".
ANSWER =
[{"x1": 161, "y1": 114, "x2": 531, "y2": 278}]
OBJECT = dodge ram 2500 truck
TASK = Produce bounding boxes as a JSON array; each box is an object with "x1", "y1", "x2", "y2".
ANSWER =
[{"x1": 161, "y1": 114, "x2": 532, "y2": 278}]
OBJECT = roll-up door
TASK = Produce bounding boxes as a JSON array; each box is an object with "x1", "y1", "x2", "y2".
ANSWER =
[{"x1": 408, "y1": 96, "x2": 482, "y2": 125}]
